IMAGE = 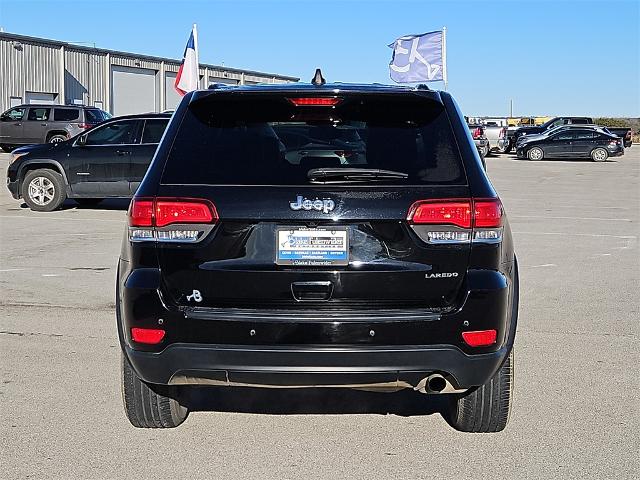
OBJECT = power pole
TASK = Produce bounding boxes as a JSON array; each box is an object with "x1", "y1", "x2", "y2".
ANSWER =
[{"x1": 509, "y1": 99, "x2": 513, "y2": 117}]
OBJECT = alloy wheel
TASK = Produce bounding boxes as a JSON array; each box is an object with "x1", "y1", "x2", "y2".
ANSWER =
[
  {"x1": 528, "y1": 148, "x2": 543, "y2": 160},
  {"x1": 593, "y1": 149, "x2": 607, "y2": 161},
  {"x1": 28, "y1": 176, "x2": 55, "y2": 206}
]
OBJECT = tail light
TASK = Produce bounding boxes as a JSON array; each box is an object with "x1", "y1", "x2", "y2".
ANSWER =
[
  {"x1": 499, "y1": 127, "x2": 507, "y2": 138},
  {"x1": 131, "y1": 327, "x2": 165, "y2": 345},
  {"x1": 471, "y1": 127, "x2": 483, "y2": 139},
  {"x1": 128, "y1": 197, "x2": 218, "y2": 243},
  {"x1": 462, "y1": 329, "x2": 497, "y2": 347},
  {"x1": 407, "y1": 198, "x2": 503, "y2": 244},
  {"x1": 77, "y1": 123, "x2": 92, "y2": 129}
]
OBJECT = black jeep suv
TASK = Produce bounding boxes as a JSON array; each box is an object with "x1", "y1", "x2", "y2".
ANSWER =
[{"x1": 117, "y1": 82, "x2": 519, "y2": 432}]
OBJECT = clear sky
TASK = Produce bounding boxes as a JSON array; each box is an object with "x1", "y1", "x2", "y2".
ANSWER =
[{"x1": 0, "y1": 0, "x2": 638, "y2": 117}]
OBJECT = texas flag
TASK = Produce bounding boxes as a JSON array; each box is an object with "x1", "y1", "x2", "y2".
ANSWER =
[{"x1": 175, "y1": 24, "x2": 200, "y2": 95}]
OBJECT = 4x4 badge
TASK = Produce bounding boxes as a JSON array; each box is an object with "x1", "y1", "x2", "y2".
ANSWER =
[
  {"x1": 290, "y1": 195, "x2": 335, "y2": 214},
  {"x1": 186, "y1": 290, "x2": 203, "y2": 302}
]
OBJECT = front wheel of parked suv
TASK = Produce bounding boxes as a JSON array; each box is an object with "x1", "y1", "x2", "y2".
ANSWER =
[
  {"x1": 21, "y1": 169, "x2": 67, "y2": 212},
  {"x1": 446, "y1": 349, "x2": 514, "y2": 433},
  {"x1": 121, "y1": 354, "x2": 189, "y2": 428}
]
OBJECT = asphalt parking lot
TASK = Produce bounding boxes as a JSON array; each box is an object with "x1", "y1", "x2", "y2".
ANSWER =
[{"x1": 1, "y1": 150, "x2": 638, "y2": 479}]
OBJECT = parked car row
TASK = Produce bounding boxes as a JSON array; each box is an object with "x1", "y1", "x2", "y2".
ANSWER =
[
  {"x1": 498, "y1": 116, "x2": 633, "y2": 153},
  {"x1": 515, "y1": 124, "x2": 624, "y2": 161},
  {"x1": 6, "y1": 113, "x2": 170, "y2": 211},
  {"x1": 0, "y1": 104, "x2": 111, "y2": 151}
]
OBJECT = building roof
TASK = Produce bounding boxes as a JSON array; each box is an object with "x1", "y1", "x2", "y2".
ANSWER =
[{"x1": 0, "y1": 31, "x2": 299, "y2": 81}]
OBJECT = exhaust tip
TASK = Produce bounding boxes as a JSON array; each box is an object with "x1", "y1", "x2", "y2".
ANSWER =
[{"x1": 427, "y1": 374, "x2": 447, "y2": 393}]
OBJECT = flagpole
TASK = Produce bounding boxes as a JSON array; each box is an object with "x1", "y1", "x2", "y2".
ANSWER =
[
  {"x1": 193, "y1": 23, "x2": 199, "y2": 71},
  {"x1": 442, "y1": 26, "x2": 448, "y2": 91}
]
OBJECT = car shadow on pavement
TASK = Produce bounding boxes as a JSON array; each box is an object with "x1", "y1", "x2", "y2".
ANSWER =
[
  {"x1": 19, "y1": 198, "x2": 131, "y2": 210},
  {"x1": 187, "y1": 386, "x2": 449, "y2": 417},
  {"x1": 513, "y1": 157, "x2": 619, "y2": 163}
]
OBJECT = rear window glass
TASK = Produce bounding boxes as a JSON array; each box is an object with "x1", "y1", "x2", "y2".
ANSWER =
[
  {"x1": 161, "y1": 94, "x2": 465, "y2": 186},
  {"x1": 85, "y1": 109, "x2": 104, "y2": 123},
  {"x1": 54, "y1": 108, "x2": 80, "y2": 121},
  {"x1": 142, "y1": 119, "x2": 168, "y2": 144}
]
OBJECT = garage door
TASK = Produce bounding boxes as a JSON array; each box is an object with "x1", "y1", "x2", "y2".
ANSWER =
[
  {"x1": 111, "y1": 66, "x2": 157, "y2": 116},
  {"x1": 165, "y1": 72, "x2": 183, "y2": 111},
  {"x1": 25, "y1": 92, "x2": 58, "y2": 104}
]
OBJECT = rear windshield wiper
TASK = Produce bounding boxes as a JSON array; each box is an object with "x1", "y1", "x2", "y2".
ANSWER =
[{"x1": 307, "y1": 168, "x2": 409, "y2": 184}]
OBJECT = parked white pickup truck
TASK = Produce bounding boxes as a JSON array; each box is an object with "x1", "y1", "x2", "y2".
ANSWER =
[{"x1": 481, "y1": 119, "x2": 509, "y2": 154}]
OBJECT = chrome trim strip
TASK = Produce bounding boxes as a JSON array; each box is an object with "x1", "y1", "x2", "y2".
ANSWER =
[{"x1": 168, "y1": 374, "x2": 468, "y2": 394}]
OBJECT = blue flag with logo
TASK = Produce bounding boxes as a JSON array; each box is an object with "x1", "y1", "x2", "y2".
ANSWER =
[{"x1": 389, "y1": 31, "x2": 444, "y2": 83}]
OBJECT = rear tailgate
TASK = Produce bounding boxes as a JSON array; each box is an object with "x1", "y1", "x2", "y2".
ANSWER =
[{"x1": 154, "y1": 91, "x2": 471, "y2": 311}]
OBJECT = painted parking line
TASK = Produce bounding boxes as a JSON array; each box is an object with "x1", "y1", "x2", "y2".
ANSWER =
[
  {"x1": 511, "y1": 215, "x2": 632, "y2": 222},
  {"x1": 0, "y1": 215, "x2": 123, "y2": 223},
  {"x1": 513, "y1": 231, "x2": 637, "y2": 239}
]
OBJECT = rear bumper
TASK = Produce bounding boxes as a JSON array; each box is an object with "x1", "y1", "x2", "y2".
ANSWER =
[
  {"x1": 124, "y1": 342, "x2": 511, "y2": 391},
  {"x1": 118, "y1": 263, "x2": 518, "y2": 390},
  {"x1": 607, "y1": 146, "x2": 624, "y2": 157},
  {"x1": 498, "y1": 138, "x2": 511, "y2": 150}
]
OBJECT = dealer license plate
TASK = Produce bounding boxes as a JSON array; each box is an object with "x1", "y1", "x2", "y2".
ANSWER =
[{"x1": 276, "y1": 227, "x2": 349, "y2": 266}]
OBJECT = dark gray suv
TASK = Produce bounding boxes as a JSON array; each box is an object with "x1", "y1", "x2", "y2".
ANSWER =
[{"x1": 0, "y1": 104, "x2": 111, "y2": 151}]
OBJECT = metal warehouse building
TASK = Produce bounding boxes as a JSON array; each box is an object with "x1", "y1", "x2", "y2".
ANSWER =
[{"x1": 0, "y1": 32, "x2": 299, "y2": 115}]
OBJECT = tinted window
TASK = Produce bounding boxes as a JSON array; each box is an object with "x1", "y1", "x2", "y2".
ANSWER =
[
  {"x1": 550, "y1": 118, "x2": 569, "y2": 128},
  {"x1": 141, "y1": 119, "x2": 168, "y2": 144},
  {"x1": 555, "y1": 132, "x2": 575, "y2": 141},
  {"x1": 84, "y1": 120, "x2": 139, "y2": 145},
  {"x1": 575, "y1": 131, "x2": 596, "y2": 140},
  {"x1": 85, "y1": 109, "x2": 104, "y2": 123},
  {"x1": 571, "y1": 118, "x2": 590, "y2": 124},
  {"x1": 27, "y1": 108, "x2": 51, "y2": 121},
  {"x1": 54, "y1": 108, "x2": 80, "y2": 121},
  {"x1": 162, "y1": 94, "x2": 465, "y2": 186},
  {"x1": 2, "y1": 107, "x2": 25, "y2": 121}
]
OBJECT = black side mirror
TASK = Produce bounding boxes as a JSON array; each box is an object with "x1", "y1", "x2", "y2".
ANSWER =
[{"x1": 77, "y1": 134, "x2": 88, "y2": 146}]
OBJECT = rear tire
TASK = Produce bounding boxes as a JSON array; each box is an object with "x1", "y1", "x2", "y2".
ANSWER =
[
  {"x1": 0, "y1": 144, "x2": 15, "y2": 152},
  {"x1": 527, "y1": 147, "x2": 544, "y2": 161},
  {"x1": 591, "y1": 147, "x2": 608, "y2": 162},
  {"x1": 447, "y1": 349, "x2": 514, "y2": 433},
  {"x1": 48, "y1": 134, "x2": 67, "y2": 144},
  {"x1": 121, "y1": 354, "x2": 189, "y2": 428},
  {"x1": 21, "y1": 168, "x2": 66, "y2": 212},
  {"x1": 480, "y1": 144, "x2": 490, "y2": 158}
]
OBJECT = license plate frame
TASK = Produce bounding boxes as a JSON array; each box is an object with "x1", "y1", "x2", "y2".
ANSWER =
[{"x1": 276, "y1": 227, "x2": 349, "y2": 266}]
